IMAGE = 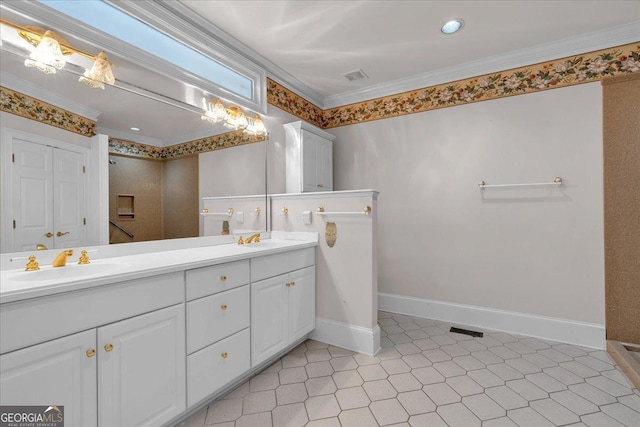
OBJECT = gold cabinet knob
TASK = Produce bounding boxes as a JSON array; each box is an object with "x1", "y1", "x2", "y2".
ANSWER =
[
  {"x1": 44, "y1": 232, "x2": 54, "y2": 238},
  {"x1": 220, "y1": 304, "x2": 228, "y2": 310},
  {"x1": 104, "y1": 343, "x2": 114, "y2": 352},
  {"x1": 86, "y1": 349, "x2": 96, "y2": 358},
  {"x1": 56, "y1": 231, "x2": 70, "y2": 237},
  {"x1": 220, "y1": 275, "x2": 227, "y2": 281},
  {"x1": 286, "y1": 282, "x2": 296, "y2": 287},
  {"x1": 291, "y1": 281, "x2": 296, "y2": 287},
  {"x1": 317, "y1": 184, "x2": 324, "y2": 188},
  {"x1": 221, "y1": 352, "x2": 228, "y2": 359}
]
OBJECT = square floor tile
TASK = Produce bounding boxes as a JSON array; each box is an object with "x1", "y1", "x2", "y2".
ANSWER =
[
  {"x1": 423, "y1": 382, "x2": 461, "y2": 405},
  {"x1": 437, "y1": 402, "x2": 481, "y2": 427},
  {"x1": 305, "y1": 394, "x2": 341, "y2": 420},
  {"x1": 305, "y1": 376, "x2": 337, "y2": 396},
  {"x1": 463, "y1": 393, "x2": 506, "y2": 420},
  {"x1": 370, "y1": 398, "x2": 409, "y2": 426},
  {"x1": 530, "y1": 398, "x2": 580, "y2": 425},
  {"x1": 363, "y1": 378, "x2": 398, "y2": 401},
  {"x1": 335, "y1": 386, "x2": 370, "y2": 410},
  {"x1": 271, "y1": 403, "x2": 308, "y2": 427},
  {"x1": 484, "y1": 385, "x2": 528, "y2": 410},
  {"x1": 397, "y1": 390, "x2": 436, "y2": 415},
  {"x1": 339, "y1": 407, "x2": 379, "y2": 427}
]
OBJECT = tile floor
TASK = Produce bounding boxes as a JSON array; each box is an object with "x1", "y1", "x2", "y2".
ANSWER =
[{"x1": 180, "y1": 311, "x2": 640, "y2": 427}]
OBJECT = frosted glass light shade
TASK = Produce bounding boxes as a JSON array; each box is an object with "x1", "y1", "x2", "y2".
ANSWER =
[
  {"x1": 79, "y1": 51, "x2": 115, "y2": 89},
  {"x1": 201, "y1": 99, "x2": 228, "y2": 123},
  {"x1": 24, "y1": 30, "x2": 66, "y2": 74}
]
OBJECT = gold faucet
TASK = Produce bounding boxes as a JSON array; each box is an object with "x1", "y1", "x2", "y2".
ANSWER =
[
  {"x1": 245, "y1": 233, "x2": 261, "y2": 244},
  {"x1": 52, "y1": 249, "x2": 74, "y2": 267}
]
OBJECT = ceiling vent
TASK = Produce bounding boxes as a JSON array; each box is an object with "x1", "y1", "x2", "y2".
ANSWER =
[{"x1": 342, "y1": 69, "x2": 368, "y2": 82}]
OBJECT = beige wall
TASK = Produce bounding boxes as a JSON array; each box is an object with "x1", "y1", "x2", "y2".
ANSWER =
[
  {"x1": 163, "y1": 155, "x2": 199, "y2": 239},
  {"x1": 328, "y1": 82, "x2": 605, "y2": 325},
  {"x1": 109, "y1": 155, "x2": 163, "y2": 243},
  {"x1": 603, "y1": 74, "x2": 640, "y2": 344}
]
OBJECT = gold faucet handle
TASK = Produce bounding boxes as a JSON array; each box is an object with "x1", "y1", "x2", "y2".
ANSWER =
[
  {"x1": 255, "y1": 233, "x2": 261, "y2": 242},
  {"x1": 78, "y1": 250, "x2": 91, "y2": 265},
  {"x1": 237, "y1": 236, "x2": 244, "y2": 245},
  {"x1": 25, "y1": 255, "x2": 40, "y2": 271}
]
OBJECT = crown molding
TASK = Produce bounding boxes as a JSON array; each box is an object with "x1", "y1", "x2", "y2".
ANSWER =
[
  {"x1": 153, "y1": 1, "x2": 325, "y2": 109},
  {"x1": 0, "y1": 72, "x2": 101, "y2": 120},
  {"x1": 323, "y1": 21, "x2": 640, "y2": 109},
  {"x1": 97, "y1": 127, "x2": 164, "y2": 147}
]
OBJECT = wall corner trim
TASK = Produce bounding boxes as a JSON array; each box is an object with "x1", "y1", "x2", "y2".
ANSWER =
[
  {"x1": 378, "y1": 292, "x2": 606, "y2": 350},
  {"x1": 309, "y1": 317, "x2": 381, "y2": 357}
]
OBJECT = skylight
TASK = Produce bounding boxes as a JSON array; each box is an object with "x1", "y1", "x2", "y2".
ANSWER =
[{"x1": 38, "y1": 0, "x2": 253, "y2": 99}]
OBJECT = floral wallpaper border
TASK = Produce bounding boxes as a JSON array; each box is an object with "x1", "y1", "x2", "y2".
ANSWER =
[
  {"x1": 265, "y1": 42, "x2": 640, "y2": 129},
  {"x1": 4, "y1": 43, "x2": 638, "y2": 148},
  {"x1": 0, "y1": 86, "x2": 97, "y2": 137},
  {"x1": 109, "y1": 131, "x2": 267, "y2": 160},
  {"x1": 267, "y1": 78, "x2": 325, "y2": 128}
]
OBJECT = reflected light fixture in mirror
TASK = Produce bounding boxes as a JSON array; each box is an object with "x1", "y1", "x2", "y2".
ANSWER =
[
  {"x1": 201, "y1": 98, "x2": 268, "y2": 136},
  {"x1": 1, "y1": 18, "x2": 116, "y2": 89}
]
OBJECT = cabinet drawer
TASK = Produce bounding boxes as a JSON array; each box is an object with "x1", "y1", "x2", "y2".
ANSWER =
[
  {"x1": 186, "y1": 259, "x2": 249, "y2": 301},
  {"x1": 187, "y1": 328, "x2": 250, "y2": 407},
  {"x1": 251, "y1": 248, "x2": 314, "y2": 282},
  {"x1": 187, "y1": 285, "x2": 249, "y2": 354},
  {"x1": 0, "y1": 272, "x2": 183, "y2": 355}
]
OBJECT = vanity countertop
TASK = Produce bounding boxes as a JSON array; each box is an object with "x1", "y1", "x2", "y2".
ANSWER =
[{"x1": 0, "y1": 236, "x2": 317, "y2": 305}]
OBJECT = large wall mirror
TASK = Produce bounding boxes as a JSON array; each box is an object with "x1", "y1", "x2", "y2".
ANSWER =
[{"x1": 0, "y1": 1, "x2": 269, "y2": 253}]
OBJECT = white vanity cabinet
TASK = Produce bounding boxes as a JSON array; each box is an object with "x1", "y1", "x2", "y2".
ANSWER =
[
  {"x1": 0, "y1": 330, "x2": 97, "y2": 427},
  {"x1": 0, "y1": 273, "x2": 186, "y2": 427},
  {"x1": 185, "y1": 260, "x2": 251, "y2": 407},
  {"x1": 251, "y1": 248, "x2": 316, "y2": 366},
  {"x1": 284, "y1": 120, "x2": 335, "y2": 193}
]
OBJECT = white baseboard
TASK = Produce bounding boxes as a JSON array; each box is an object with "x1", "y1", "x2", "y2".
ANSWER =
[
  {"x1": 378, "y1": 292, "x2": 606, "y2": 350},
  {"x1": 310, "y1": 317, "x2": 381, "y2": 356}
]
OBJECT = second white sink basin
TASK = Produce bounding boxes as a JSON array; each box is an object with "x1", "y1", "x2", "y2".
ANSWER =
[{"x1": 12, "y1": 262, "x2": 128, "y2": 282}]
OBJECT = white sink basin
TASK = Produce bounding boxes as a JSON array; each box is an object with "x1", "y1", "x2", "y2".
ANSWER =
[{"x1": 11, "y1": 262, "x2": 127, "y2": 281}]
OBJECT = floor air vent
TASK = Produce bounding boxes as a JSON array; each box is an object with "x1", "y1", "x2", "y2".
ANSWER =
[{"x1": 450, "y1": 327, "x2": 483, "y2": 338}]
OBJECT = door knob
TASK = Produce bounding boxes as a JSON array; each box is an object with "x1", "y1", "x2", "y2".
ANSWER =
[
  {"x1": 44, "y1": 232, "x2": 54, "y2": 238},
  {"x1": 56, "y1": 231, "x2": 70, "y2": 237}
]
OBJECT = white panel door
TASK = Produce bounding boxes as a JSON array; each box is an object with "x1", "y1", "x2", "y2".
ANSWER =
[
  {"x1": 301, "y1": 130, "x2": 320, "y2": 192},
  {"x1": 53, "y1": 148, "x2": 86, "y2": 249},
  {"x1": 251, "y1": 275, "x2": 288, "y2": 366},
  {"x1": 11, "y1": 138, "x2": 55, "y2": 251},
  {"x1": 0, "y1": 329, "x2": 98, "y2": 427},
  {"x1": 98, "y1": 304, "x2": 186, "y2": 427},
  {"x1": 9, "y1": 138, "x2": 86, "y2": 251},
  {"x1": 316, "y1": 137, "x2": 333, "y2": 191},
  {"x1": 289, "y1": 266, "x2": 316, "y2": 343}
]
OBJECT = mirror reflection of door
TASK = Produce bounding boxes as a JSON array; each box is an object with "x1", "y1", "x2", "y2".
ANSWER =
[{"x1": 10, "y1": 135, "x2": 86, "y2": 252}]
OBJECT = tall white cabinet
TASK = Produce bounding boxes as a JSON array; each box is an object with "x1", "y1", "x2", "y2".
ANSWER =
[{"x1": 284, "y1": 121, "x2": 335, "y2": 193}]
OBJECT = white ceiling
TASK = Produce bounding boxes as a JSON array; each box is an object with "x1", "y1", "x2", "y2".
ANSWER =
[{"x1": 182, "y1": 1, "x2": 640, "y2": 103}]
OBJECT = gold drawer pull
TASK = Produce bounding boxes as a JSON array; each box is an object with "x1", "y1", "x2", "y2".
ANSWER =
[
  {"x1": 221, "y1": 304, "x2": 228, "y2": 310},
  {"x1": 104, "y1": 343, "x2": 114, "y2": 352},
  {"x1": 56, "y1": 231, "x2": 70, "y2": 237},
  {"x1": 44, "y1": 232, "x2": 54, "y2": 238},
  {"x1": 221, "y1": 352, "x2": 228, "y2": 359},
  {"x1": 86, "y1": 349, "x2": 96, "y2": 358},
  {"x1": 220, "y1": 275, "x2": 227, "y2": 281},
  {"x1": 317, "y1": 184, "x2": 324, "y2": 188}
]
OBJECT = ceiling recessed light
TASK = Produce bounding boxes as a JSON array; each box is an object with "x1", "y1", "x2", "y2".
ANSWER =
[
  {"x1": 441, "y1": 19, "x2": 464, "y2": 35},
  {"x1": 130, "y1": 127, "x2": 141, "y2": 131}
]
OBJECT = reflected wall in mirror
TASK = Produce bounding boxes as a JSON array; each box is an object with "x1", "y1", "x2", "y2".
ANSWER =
[{"x1": 0, "y1": 3, "x2": 268, "y2": 253}]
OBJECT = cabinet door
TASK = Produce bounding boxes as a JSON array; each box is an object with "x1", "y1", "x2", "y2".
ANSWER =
[
  {"x1": 288, "y1": 266, "x2": 316, "y2": 343},
  {"x1": 251, "y1": 275, "x2": 288, "y2": 367},
  {"x1": 316, "y1": 137, "x2": 333, "y2": 191},
  {"x1": 98, "y1": 305, "x2": 185, "y2": 427},
  {"x1": 301, "y1": 130, "x2": 320, "y2": 192},
  {"x1": 0, "y1": 329, "x2": 97, "y2": 427}
]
